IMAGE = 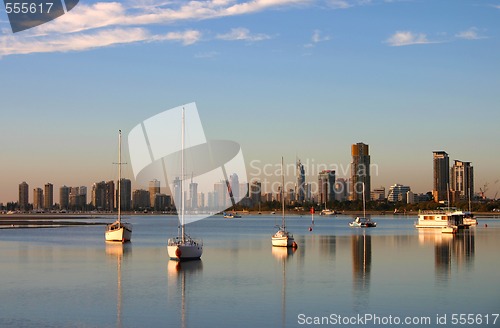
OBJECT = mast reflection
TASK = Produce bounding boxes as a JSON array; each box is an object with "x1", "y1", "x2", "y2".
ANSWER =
[{"x1": 105, "y1": 243, "x2": 131, "y2": 328}]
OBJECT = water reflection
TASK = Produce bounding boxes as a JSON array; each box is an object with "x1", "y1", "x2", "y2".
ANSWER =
[
  {"x1": 105, "y1": 243, "x2": 131, "y2": 328},
  {"x1": 418, "y1": 230, "x2": 475, "y2": 280},
  {"x1": 167, "y1": 261, "x2": 203, "y2": 328},
  {"x1": 351, "y1": 231, "x2": 371, "y2": 311},
  {"x1": 272, "y1": 247, "x2": 296, "y2": 328}
]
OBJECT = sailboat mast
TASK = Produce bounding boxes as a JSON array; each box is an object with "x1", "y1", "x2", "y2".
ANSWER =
[
  {"x1": 118, "y1": 130, "x2": 122, "y2": 224},
  {"x1": 281, "y1": 156, "x2": 285, "y2": 229},
  {"x1": 181, "y1": 108, "x2": 185, "y2": 243},
  {"x1": 362, "y1": 181, "x2": 366, "y2": 218}
]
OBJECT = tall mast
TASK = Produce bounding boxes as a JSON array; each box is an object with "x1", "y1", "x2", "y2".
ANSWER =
[
  {"x1": 281, "y1": 156, "x2": 285, "y2": 229},
  {"x1": 118, "y1": 130, "x2": 122, "y2": 224},
  {"x1": 181, "y1": 108, "x2": 185, "y2": 243},
  {"x1": 362, "y1": 181, "x2": 366, "y2": 218}
]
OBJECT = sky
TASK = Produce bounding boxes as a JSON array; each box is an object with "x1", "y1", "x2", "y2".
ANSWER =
[{"x1": 1, "y1": 0, "x2": 499, "y2": 203}]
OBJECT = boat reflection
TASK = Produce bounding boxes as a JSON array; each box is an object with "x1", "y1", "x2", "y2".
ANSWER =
[
  {"x1": 351, "y1": 231, "x2": 371, "y2": 311},
  {"x1": 167, "y1": 260, "x2": 203, "y2": 328},
  {"x1": 272, "y1": 244, "x2": 296, "y2": 328},
  {"x1": 418, "y1": 229, "x2": 475, "y2": 279},
  {"x1": 105, "y1": 243, "x2": 131, "y2": 328}
]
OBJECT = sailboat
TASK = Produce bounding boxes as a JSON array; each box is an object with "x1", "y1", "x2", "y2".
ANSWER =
[
  {"x1": 105, "y1": 130, "x2": 133, "y2": 242},
  {"x1": 349, "y1": 182, "x2": 376, "y2": 228},
  {"x1": 167, "y1": 108, "x2": 203, "y2": 261},
  {"x1": 272, "y1": 157, "x2": 298, "y2": 248}
]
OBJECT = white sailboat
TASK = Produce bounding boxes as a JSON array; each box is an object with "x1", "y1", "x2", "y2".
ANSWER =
[
  {"x1": 105, "y1": 130, "x2": 132, "y2": 242},
  {"x1": 349, "y1": 182, "x2": 376, "y2": 228},
  {"x1": 167, "y1": 108, "x2": 203, "y2": 261},
  {"x1": 272, "y1": 157, "x2": 298, "y2": 248}
]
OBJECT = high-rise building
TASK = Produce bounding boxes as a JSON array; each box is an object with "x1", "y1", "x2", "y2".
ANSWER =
[
  {"x1": 149, "y1": 179, "x2": 161, "y2": 209},
  {"x1": 250, "y1": 181, "x2": 262, "y2": 206},
  {"x1": 69, "y1": 186, "x2": 87, "y2": 210},
  {"x1": 132, "y1": 189, "x2": 150, "y2": 210},
  {"x1": 334, "y1": 178, "x2": 349, "y2": 202},
  {"x1": 189, "y1": 179, "x2": 198, "y2": 209},
  {"x1": 230, "y1": 173, "x2": 239, "y2": 205},
  {"x1": 433, "y1": 151, "x2": 450, "y2": 202},
  {"x1": 387, "y1": 184, "x2": 411, "y2": 203},
  {"x1": 451, "y1": 160, "x2": 474, "y2": 201},
  {"x1": 18, "y1": 181, "x2": 29, "y2": 211},
  {"x1": 44, "y1": 183, "x2": 53, "y2": 210},
  {"x1": 119, "y1": 178, "x2": 132, "y2": 211},
  {"x1": 296, "y1": 159, "x2": 305, "y2": 202},
  {"x1": 92, "y1": 181, "x2": 106, "y2": 210},
  {"x1": 154, "y1": 194, "x2": 171, "y2": 211},
  {"x1": 33, "y1": 188, "x2": 44, "y2": 210},
  {"x1": 350, "y1": 143, "x2": 371, "y2": 202},
  {"x1": 318, "y1": 170, "x2": 336, "y2": 205},
  {"x1": 60, "y1": 185, "x2": 70, "y2": 210},
  {"x1": 105, "y1": 181, "x2": 115, "y2": 211},
  {"x1": 214, "y1": 180, "x2": 228, "y2": 208}
]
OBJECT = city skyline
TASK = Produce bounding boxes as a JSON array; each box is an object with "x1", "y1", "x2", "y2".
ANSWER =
[{"x1": 1, "y1": 1, "x2": 499, "y2": 202}]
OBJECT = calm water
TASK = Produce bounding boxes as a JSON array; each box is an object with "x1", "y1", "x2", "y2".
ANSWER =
[{"x1": 1, "y1": 215, "x2": 499, "y2": 327}]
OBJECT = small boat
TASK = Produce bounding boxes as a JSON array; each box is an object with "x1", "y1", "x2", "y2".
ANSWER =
[
  {"x1": 167, "y1": 108, "x2": 203, "y2": 261},
  {"x1": 105, "y1": 130, "x2": 132, "y2": 243},
  {"x1": 320, "y1": 209, "x2": 336, "y2": 216},
  {"x1": 223, "y1": 212, "x2": 241, "y2": 219},
  {"x1": 442, "y1": 225, "x2": 457, "y2": 234},
  {"x1": 272, "y1": 157, "x2": 298, "y2": 248},
  {"x1": 349, "y1": 182, "x2": 376, "y2": 228}
]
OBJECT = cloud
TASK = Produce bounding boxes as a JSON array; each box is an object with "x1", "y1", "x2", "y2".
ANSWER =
[
  {"x1": 194, "y1": 51, "x2": 219, "y2": 59},
  {"x1": 385, "y1": 31, "x2": 436, "y2": 46},
  {"x1": 0, "y1": 28, "x2": 201, "y2": 57},
  {"x1": 304, "y1": 29, "x2": 331, "y2": 48},
  {"x1": 0, "y1": 0, "x2": 307, "y2": 57},
  {"x1": 216, "y1": 27, "x2": 271, "y2": 41},
  {"x1": 455, "y1": 27, "x2": 487, "y2": 40}
]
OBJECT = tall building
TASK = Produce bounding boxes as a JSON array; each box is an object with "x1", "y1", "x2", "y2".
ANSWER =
[
  {"x1": 69, "y1": 186, "x2": 87, "y2": 210},
  {"x1": 433, "y1": 151, "x2": 449, "y2": 202},
  {"x1": 172, "y1": 177, "x2": 181, "y2": 209},
  {"x1": 250, "y1": 181, "x2": 262, "y2": 206},
  {"x1": 387, "y1": 184, "x2": 411, "y2": 203},
  {"x1": 105, "y1": 181, "x2": 115, "y2": 211},
  {"x1": 214, "y1": 180, "x2": 227, "y2": 208},
  {"x1": 44, "y1": 183, "x2": 53, "y2": 210},
  {"x1": 60, "y1": 185, "x2": 70, "y2": 210},
  {"x1": 318, "y1": 170, "x2": 336, "y2": 205},
  {"x1": 229, "y1": 173, "x2": 239, "y2": 204},
  {"x1": 18, "y1": 181, "x2": 29, "y2": 211},
  {"x1": 351, "y1": 143, "x2": 371, "y2": 202},
  {"x1": 33, "y1": 188, "x2": 44, "y2": 210},
  {"x1": 92, "y1": 181, "x2": 107, "y2": 210},
  {"x1": 132, "y1": 189, "x2": 150, "y2": 210},
  {"x1": 296, "y1": 159, "x2": 305, "y2": 202},
  {"x1": 154, "y1": 194, "x2": 171, "y2": 211},
  {"x1": 189, "y1": 178, "x2": 198, "y2": 209},
  {"x1": 119, "y1": 178, "x2": 132, "y2": 211},
  {"x1": 149, "y1": 179, "x2": 161, "y2": 209},
  {"x1": 451, "y1": 160, "x2": 474, "y2": 201},
  {"x1": 334, "y1": 178, "x2": 349, "y2": 202}
]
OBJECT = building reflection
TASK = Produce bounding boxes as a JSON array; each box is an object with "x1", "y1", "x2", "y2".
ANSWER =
[
  {"x1": 167, "y1": 261, "x2": 203, "y2": 328},
  {"x1": 105, "y1": 243, "x2": 132, "y2": 328},
  {"x1": 352, "y1": 232, "x2": 372, "y2": 292}
]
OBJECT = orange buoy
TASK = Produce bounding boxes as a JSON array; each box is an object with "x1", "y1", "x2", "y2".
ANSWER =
[
  {"x1": 175, "y1": 248, "x2": 182, "y2": 258},
  {"x1": 292, "y1": 241, "x2": 298, "y2": 249},
  {"x1": 308, "y1": 226, "x2": 312, "y2": 232}
]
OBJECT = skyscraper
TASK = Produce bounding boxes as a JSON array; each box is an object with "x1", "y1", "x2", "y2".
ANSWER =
[
  {"x1": 60, "y1": 185, "x2": 70, "y2": 210},
  {"x1": 132, "y1": 189, "x2": 150, "y2": 210},
  {"x1": 44, "y1": 183, "x2": 53, "y2": 210},
  {"x1": 92, "y1": 181, "x2": 106, "y2": 210},
  {"x1": 351, "y1": 143, "x2": 371, "y2": 202},
  {"x1": 18, "y1": 181, "x2": 29, "y2": 211},
  {"x1": 119, "y1": 178, "x2": 132, "y2": 211},
  {"x1": 105, "y1": 181, "x2": 115, "y2": 211},
  {"x1": 296, "y1": 159, "x2": 305, "y2": 202},
  {"x1": 148, "y1": 179, "x2": 161, "y2": 209},
  {"x1": 451, "y1": 160, "x2": 474, "y2": 201},
  {"x1": 433, "y1": 151, "x2": 449, "y2": 202},
  {"x1": 33, "y1": 188, "x2": 44, "y2": 210},
  {"x1": 318, "y1": 170, "x2": 336, "y2": 205},
  {"x1": 189, "y1": 178, "x2": 198, "y2": 209},
  {"x1": 230, "y1": 173, "x2": 239, "y2": 205},
  {"x1": 250, "y1": 181, "x2": 262, "y2": 206}
]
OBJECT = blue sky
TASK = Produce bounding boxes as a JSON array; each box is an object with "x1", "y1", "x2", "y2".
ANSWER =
[{"x1": 1, "y1": 0, "x2": 499, "y2": 203}]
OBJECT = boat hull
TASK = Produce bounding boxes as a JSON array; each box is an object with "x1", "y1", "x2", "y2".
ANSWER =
[
  {"x1": 167, "y1": 239, "x2": 203, "y2": 261},
  {"x1": 272, "y1": 236, "x2": 295, "y2": 247},
  {"x1": 349, "y1": 217, "x2": 376, "y2": 228},
  {"x1": 105, "y1": 222, "x2": 132, "y2": 243}
]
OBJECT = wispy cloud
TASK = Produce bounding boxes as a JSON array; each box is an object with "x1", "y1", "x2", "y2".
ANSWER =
[
  {"x1": 385, "y1": 31, "x2": 436, "y2": 46},
  {"x1": 216, "y1": 27, "x2": 271, "y2": 42},
  {"x1": 455, "y1": 27, "x2": 487, "y2": 40},
  {"x1": 194, "y1": 51, "x2": 219, "y2": 59},
  {"x1": 0, "y1": 0, "x2": 307, "y2": 57},
  {"x1": 304, "y1": 29, "x2": 331, "y2": 48}
]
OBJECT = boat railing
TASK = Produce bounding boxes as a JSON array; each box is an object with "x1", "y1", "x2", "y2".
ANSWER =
[{"x1": 167, "y1": 236, "x2": 203, "y2": 246}]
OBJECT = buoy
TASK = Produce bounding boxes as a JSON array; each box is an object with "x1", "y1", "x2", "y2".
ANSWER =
[
  {"x1": 175, "y1": 248, "x2": 182, "y2": 258},
  {"x1": 485, "y1": 224, "x2": 488, "y2": 228},
  {"x1": 308, "y1": 226, "x2": 312, "y2": 232},
  {"x1": 292, "y1": 241, "x2": 298, "y2": 249}
]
